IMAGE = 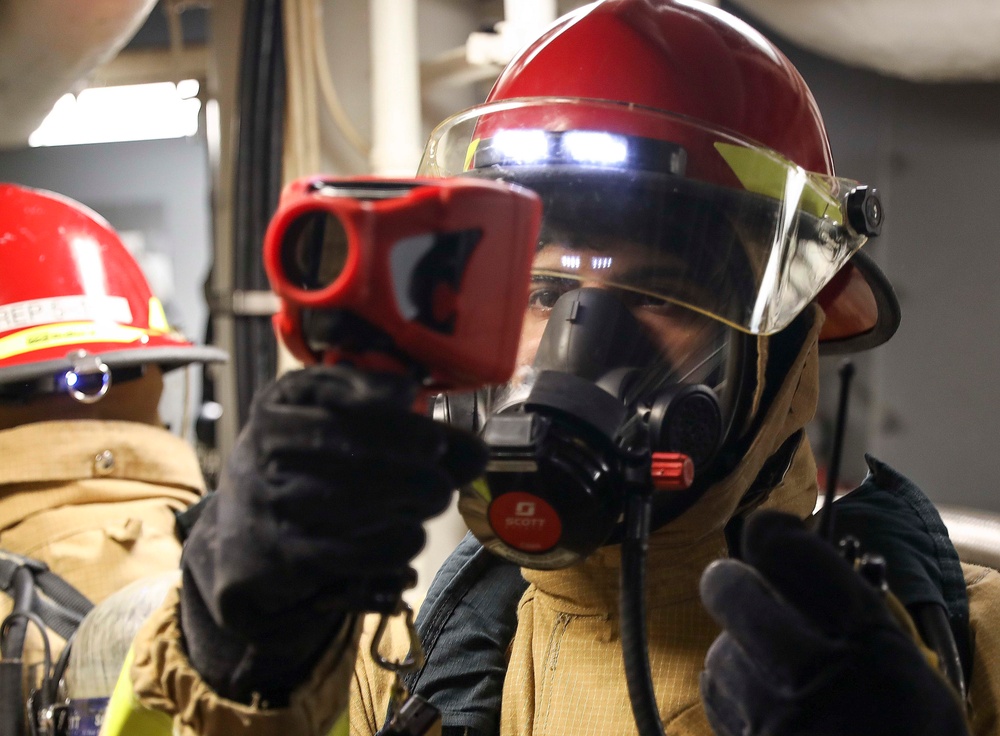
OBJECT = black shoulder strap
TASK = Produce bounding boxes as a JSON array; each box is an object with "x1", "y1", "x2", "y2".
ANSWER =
[
  {"x1": 0, "y1": 550, "x2": 93, "y2": 641},
  {"x1": 380, "y1": 533, "x2": 527, "y2": 736},
  {"x1": 0, "y1": 549, "x2": 94, "y2": 735}
]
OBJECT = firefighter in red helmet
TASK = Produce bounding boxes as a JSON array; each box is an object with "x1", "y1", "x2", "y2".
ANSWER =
[
  {"x1": 0, "y1": 183, "x2": 225, "y2": 734},
  {"x1": 106, "y1": 2, "x2": 1000, "y2": 735}
]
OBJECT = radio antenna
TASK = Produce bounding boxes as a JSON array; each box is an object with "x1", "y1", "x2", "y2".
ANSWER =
[{"x1": 818, "y1": 359, "x2": 855, "y2": 541}]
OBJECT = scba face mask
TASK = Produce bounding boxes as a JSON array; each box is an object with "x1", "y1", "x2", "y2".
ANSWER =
[
  {"x1": 437, "y1": 157, "x2": 763, "y2": 568},
  {"x1": 453, "y1": 278, "x2": 752, "y2": 570}
]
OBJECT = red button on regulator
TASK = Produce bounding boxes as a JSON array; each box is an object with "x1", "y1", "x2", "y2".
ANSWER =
[{"x1": 651, "y1": 452, "x2": 694, "y2": 491}]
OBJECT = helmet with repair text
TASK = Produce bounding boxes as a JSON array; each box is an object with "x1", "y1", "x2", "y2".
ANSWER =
[{"x1": 0, "y1": 183, "x2": 226, "y2": 403}]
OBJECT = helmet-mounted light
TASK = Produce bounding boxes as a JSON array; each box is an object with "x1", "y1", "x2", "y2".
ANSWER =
[
  {"x1": 472, "y1": 129, "x2": 686, "y2": 174},
  {"x1": 60, "y1": 351, "x2": 112, "y2": 404}
]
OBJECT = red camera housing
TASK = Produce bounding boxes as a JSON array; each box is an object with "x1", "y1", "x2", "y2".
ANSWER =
[{"x1": 264, "y1": 176, "x2": 541, "y2": 392}]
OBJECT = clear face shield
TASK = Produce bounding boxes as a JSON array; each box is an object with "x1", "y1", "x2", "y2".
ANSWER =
[
  {"x1": 423, "y1": 98, "x2": 873, "y2": 329},
  {"x1": 421, "y1": 98, "x2": 878, "y2": 567}
]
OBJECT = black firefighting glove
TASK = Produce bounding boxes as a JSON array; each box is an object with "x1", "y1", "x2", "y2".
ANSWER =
[
  {"x1": 179, "y1": 365, "x2": 487, "y2": 705},
  {"x1": 699, "y1": 510, "x2": 970, "y2": 736}
]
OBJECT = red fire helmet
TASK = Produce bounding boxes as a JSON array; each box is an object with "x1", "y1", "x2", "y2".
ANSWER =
[
  {"x1": 0, "y1": 184, "x2": 226, "y2": 397},
  {"x1": 419, "y1": 0, "x2": 899, "y2": 352}
]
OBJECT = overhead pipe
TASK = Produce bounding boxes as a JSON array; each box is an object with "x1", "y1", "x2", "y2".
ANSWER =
[
  {"x1": 0, "y1": 0, "x2": 158, "y2": 147},
  {"x1": 729, "y1": 0, "x2": 1000, "y2": 82},
  {"x1": 501, "y1": 0, "x2": 557, "y2": 56},
  {"x1": 425, "y1": 0, "x2": 557, "y2": 92},
  {"x1": 368, "y1": 0, "x2": 422, "y2": 176}
]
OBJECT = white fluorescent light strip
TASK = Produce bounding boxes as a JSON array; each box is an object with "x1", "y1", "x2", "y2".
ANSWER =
[{"x1": 29, "y1": 80, "x2": 201, "y2": 148}]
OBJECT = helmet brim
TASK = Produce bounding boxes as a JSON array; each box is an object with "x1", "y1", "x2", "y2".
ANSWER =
[
  {"x1": 817, "y1": 249, "x2": 900, "y2": 354},
  {"x1": 0, "y1": 344, "x2": 228, "y2": 387}
]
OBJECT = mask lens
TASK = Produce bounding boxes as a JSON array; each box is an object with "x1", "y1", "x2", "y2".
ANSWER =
[{"x1": 280, "y1": 211, "x2": 350, "y2": 290}]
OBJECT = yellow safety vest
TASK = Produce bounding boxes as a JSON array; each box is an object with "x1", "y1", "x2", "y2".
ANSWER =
[{"x1": 99, "y1": 646, "x2": 349, "y2": 736}]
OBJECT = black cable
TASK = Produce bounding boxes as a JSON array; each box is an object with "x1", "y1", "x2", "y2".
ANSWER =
[
  {"x1": 45, "y1": 630, "x2": 76, "y2": 708},
  {"x1": 232, "y1": 0, "x2": 264, "y2": 430},
  {"x1": 2, "y1": 567, "x2": 35, "y2": 659},
  {"x1": 620, "y1": 489, "x2": 667, "y2": 736},
  {"x1": 0, "y1": 611, "x2": 52, "y2": 735},
  {"x1": 251, "y1": 0, "x2": 284, "y2": 408},
  {"x1": 232, "y1": 0, "x2": 284, "y2": 430}
]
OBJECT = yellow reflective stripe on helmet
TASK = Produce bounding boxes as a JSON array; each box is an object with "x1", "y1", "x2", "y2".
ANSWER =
[
  {"x1": 0, "y1": 322, "x2": 159, "y2": 360},
  {"x1": 99, "y1": 646, "x2": 173, "y2": 736},
  {"x1": 148, "y1": 297, "x2": 171, "y2": 332},
  {"x1": 464, "y1": 138, "x2": 481, "y2": 172},
  {"x1": 714, "y1": 142, "x2": 843, "y2": 223}
]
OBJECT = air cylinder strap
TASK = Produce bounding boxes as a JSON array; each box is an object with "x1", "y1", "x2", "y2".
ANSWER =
[{"x1": 0, "y1": 550, "x2": 94, "y2": 735}]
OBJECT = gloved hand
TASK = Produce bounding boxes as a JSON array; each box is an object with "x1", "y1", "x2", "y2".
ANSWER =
[
  {"x1": 699, "y1": 510, "x2": 970, "y2": 736},
  {"x1": 180, "y1": 365, "x2": 487, "y2": 704}
]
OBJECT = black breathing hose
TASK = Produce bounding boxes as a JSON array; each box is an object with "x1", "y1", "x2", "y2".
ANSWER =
[{"x1": 620, "y1": 488, "x2": 668, "y2": 736}]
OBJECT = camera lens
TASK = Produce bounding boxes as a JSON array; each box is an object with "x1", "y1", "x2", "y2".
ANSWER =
[{"x1": 280, "y1": 211, "x2": 350, "y2": 290}]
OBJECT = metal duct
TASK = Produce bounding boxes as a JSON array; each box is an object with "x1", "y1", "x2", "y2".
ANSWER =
[
  {"x1": 729, "y1": 0, "x2": 1000, "y2": 82},
  {"x1": 0, "y1": 0, "x2": 159, "y2": 148}
]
